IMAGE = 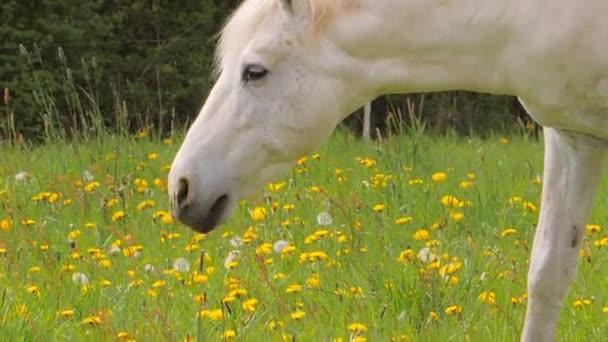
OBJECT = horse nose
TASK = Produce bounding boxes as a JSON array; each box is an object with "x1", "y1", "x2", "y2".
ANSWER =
[{"x1": 170, "y1": 177, "x2": 230, "y2": 234}]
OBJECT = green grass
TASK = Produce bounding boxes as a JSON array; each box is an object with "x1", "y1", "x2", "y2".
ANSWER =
[{"x1": 0, "y1": 130, "x2": 607, "y2": 341}]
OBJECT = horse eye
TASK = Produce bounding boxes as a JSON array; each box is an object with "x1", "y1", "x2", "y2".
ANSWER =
[{"x1": 242, "y1": 64, "x2": 268, "y2": 83}]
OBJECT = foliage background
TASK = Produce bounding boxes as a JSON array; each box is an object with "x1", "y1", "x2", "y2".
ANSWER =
[{"x1": 0, "y1": 0, "x2": 532, "y2": 141}]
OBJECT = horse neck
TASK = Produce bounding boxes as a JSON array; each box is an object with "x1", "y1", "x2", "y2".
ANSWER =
[{"x1": 329, "y1": 0, "x2": 528, "y2": 97}]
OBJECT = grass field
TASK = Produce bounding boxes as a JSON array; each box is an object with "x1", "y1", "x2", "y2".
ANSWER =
[{"x1": 1, "y1": 129, "x2": 607, "y2": 341}]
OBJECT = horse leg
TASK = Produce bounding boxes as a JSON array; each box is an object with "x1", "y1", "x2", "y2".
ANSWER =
[{"x1": 521, "y1": 128, "x2": 606, "y2": 341}]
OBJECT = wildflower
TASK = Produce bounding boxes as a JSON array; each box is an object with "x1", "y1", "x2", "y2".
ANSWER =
[
  {"x1": 0, "y1": 219, "x2": 11, "y2": 231},
  {"x1": 111, "y1": 211, "x2": 126, "y2": 222},
  {"x1": 450, "y1": 212, "x2": 464, "y2": 222},
  {"x1": 413, "y1": 229, "x2": 430, "y2": 241},
  {"x1": 137, "y1": 199, "x2": 155, "y2": 210},
  {"x1": 199, "y1": 309, "x2": 223, "y2": 321},
  {"x1": 586, "y1": 224, "x2": 601, "y2": 235},
  {"x1": 459, "y1": 180, "x2": 474, "y2": 189},
  {"x1": 153, "y1": 210, "x2": 173, "y2": 224},
  {"x1": 372, "y1": 203, "x2": 385, "y2": 212},
  {"x1": 221, "y1": 330, "x2": 236, "y2": 339},
  {"x1": 250, "y1": 206, "x2": 267, "y2": 220},
  {"x1": 27, "y1": 285, "x2": 40, "y2": 295},
  {"x1": 347, "y1": 323, "x2": 368, "y2": 333},
  {"x1": 603, "y1": 306, "x2": 608, "y2": 313},
  {"x1": 523, "y1": 202, "x2": 538, "y2": 212},
  {"x1": 499, "y1": 137, "x2": 509, "y2": 144},
  {"x1": 395, "y1": 216, "x2": 412, "y2": 225},
  {"x1": 306, "y1": 273, "x2": 321, "y2": 289},
  {"x1": 82, "y1": 316, "x2": 102, "y2": 325},
  {"x1": 224, "y1": 251, "x2": 240, "y2": 269},
  {"x1": 478, "y1": 291, "x2": 496, "y2": 305},
  {"x1": 358, "y1": 158, "x2": 376, "y2": 168},
  {"x1": 286, "y1": 284, "x2": 302, "y2": 294},
  {"x1": 501, "y1": 228, "x2": 517, "y2": 237},
  {"x1": 242, "y1": 298, "x2": 258, "y2": 312},
  {"x1": 573, "y1": 298, "x2": 592, "y2": 308},
  {"x1": 444, "y1": 305, "x2": 462, "y2": 315},
  {"x1": 290, "y1": 310, "x2": 306, "y2": 320},
  {"x1": 431, "y1": 172, "x2": 447, "y2": 182},
  {"x1": 268, "y1": 320, "x2": 285, "y2": 331},
  {"x1": 409, "y1": 178, "x2": 424, "y2": 185},
  {"x1": 441, "y1": 195, "x2": 462, "y2": 208},
  {"x1": 397, "y1": 249, "x2": 415, "y2": 263},
  {"x1": 57, "y1": 309, "x2": 74, "y2": 319},
  {"x1": 84, "y1": 181, "x2": 101, "y2": 192}
]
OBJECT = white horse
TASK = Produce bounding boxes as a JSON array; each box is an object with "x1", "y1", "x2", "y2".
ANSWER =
[{"x1": 168, "y1": 0, "x2": 608, "y2": 340}]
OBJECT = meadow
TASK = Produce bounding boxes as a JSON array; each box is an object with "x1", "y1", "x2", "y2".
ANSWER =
[{"x1": 1, "y1": 129, "x2": 607, "y2": 341}]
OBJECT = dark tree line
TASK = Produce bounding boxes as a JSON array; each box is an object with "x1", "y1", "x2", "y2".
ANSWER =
[{"x1": 0, "y1": 0, "x2": 532, "y2": 141}]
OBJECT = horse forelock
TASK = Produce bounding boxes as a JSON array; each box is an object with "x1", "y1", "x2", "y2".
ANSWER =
[{"x1": 213, "y1": 0, "x2": 360, "y2": 76}]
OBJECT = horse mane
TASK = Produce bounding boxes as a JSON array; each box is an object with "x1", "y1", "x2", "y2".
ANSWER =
[{"x1": 214, "y1": 0, "x2": 359, "y2": 75}]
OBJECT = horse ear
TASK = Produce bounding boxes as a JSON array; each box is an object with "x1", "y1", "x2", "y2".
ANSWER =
[{"x1": 279, "y1": 0, "x2": 310, "y2": 24}]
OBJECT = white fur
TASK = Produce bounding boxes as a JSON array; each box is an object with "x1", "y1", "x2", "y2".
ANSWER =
[{"x1": 169, "y1": 1, "x2": 608, "y2": 340}]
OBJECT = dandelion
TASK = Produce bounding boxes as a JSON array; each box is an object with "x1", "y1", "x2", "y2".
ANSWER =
[
  {"x1": 397, "y1": 249, "x2": 415, "y2": 263},
  {"x1": 306, "y1": 273, "x2": 321, "y2": 289},
  {"x1": 573, "y1": 298, "x2": 592, "y2": 308},
  {"x1": 221, "y1": 330, "x2": 236, "y2": 339},
  {"x1": 501, "y1": 228, "x2": 517, "y2": 237},
  {"x1": 586, "y1": 224, "x2": 601, "y2": 235},
  {"x1": 499, "y1": 137, "x2": 509, "y2": 144},
  {"x1": 395, "y1": 216, "x2": 412, "y2": 225},
  {"x1": 523, "y1": 201, "x2": 538, "y2": 212},
  {"x1": 57, "y1": 309, "x2": 75, "y2": 319},
  {"x1": 14, "y1": 171, "x2": 28, "y2": 182},
  {"x1": 111, "y1": 211, "x2": 126, "y2": 222},
  {"x1": 413, "y1": 229, "x2": 430, "y2": 241},
  {"x1": 372, "y1": 203, "x2": 385, "y2": 212},
  {"x1": 478, "y1": 291, "x2": 496, "y2": 305},
  {"x1": 82, "y1": 316, "x2": 102, "y2": 325},
  {"x1": 0, "y1": 219, "x2": 11, "y2": 231},
  {"x1": 431, "y1": 172, "x2": 447, "y2": 182},
  {"x1": 347, "y1": 323, "x2": 368, "y2": 333},
  {"x1": 441, "y1": 195, "x2": 462, "y2": 208},
  {"x1": 449, "y1": 212, "x2": 464, "y2": 222},
  {"x1": 444, "y1": 305, "x2": 463, "y2": 315},
  {"x1": 290, "y1": 310, "x2": 306, "y2": 320},
  {"x1": 242, "y1": 298, "x2": 258, "y2": 312},
  {"x1": 286, "y1": 284, "x2": 302, "y2": 294},
  {"x1": 250, "y1": 206, "x2": 267, "y2": 220}
]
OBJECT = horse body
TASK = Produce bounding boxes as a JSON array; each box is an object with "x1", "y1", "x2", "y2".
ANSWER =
[{"x1": 168, "y1": 1, "x2": 608, "y2": 340}]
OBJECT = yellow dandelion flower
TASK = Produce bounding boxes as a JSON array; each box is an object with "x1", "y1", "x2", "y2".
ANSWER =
[
  {"x1": 82, "y1": 316, "x2": 102, "y2": 325},
  {"x1": 0, "y1": 219, "x2": 12, "y2": 231},
  {"x1": 459, "y1": 180, "x2": 474, "y2": 189},
  {"x1": 478, "y1": 291, "x2": 496, "y2": 305},
  {"x1": 501, "y1": 228, "x2": 517, "y2": 237},
  {"x1": 523, "y1": 202, "x2": 538, "y2": 212},
  {"x1": 397, "y1": 249, "x2": 415, "y2": 263},
  {"x1": 444, "y1": 305, "x2": 462, "y2": 315},
  {"x1": 395, "y1": 216, "x2": 412, "y2": 225},
  {"x1": 221, "y1": 330, "x2": 236, "y2": 339},
  {"x1": 586, "y1": 224, "x2": 601, "y2": 235},
  {"x1": 306, "y1": 273, "x2": 321, "y2": 289},
  {"x1": 111, "y1": 211, "x2": 126, "y2": 222},
  {"x1": 413, "y1": 229, "x2": 430, "y2": 241},
  {"x1": 429, "y1": 311, "x2": 439, "y2": 320},
  {"x1": 57, "y1": 309, "x2": 74, "y2": 319},
  {"x1": 250, "y1": 207, "x2": 267, "y2": 221},
  {"x1": 450, "y1": 212, "x2": 464, "y2": 222},
  {"x1": 286, "y1": 284, "x2": 302, "y2": 294},
  {"x1": 290, "y1": 310, "x2": 306, "y2": 320},
  {"x1": 499, "y1": 137, "x2": 509, "y2": 144},
  {"x1": 347, "y1": 323, "x2": 368, "y2": 333},
  {"x1": 242, "y1": 298, "x2": 258, "y2": 312},
  {"x1": 441, "y1": 195, "x2": 462, "y2": 207},
  {"x1": 431, "y1": 172, "x2": 447, "y2": 182},
  {"x1": 372, "y1": 203, "x2": 385, "y2": 212},
  {"x1": 603, "y1": 306, "x2": 608, "y2": 313},
  {"x1": 408, "y1": 178, "x2": 424, "y2": 185},
  {"x1": 573, "y1": 298, "x2": 592, "y2": 308}
]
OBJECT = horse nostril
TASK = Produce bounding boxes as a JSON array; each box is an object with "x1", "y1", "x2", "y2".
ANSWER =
[{"x1": 176, "y1": 178, "x2": 190, "y2": 207}]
